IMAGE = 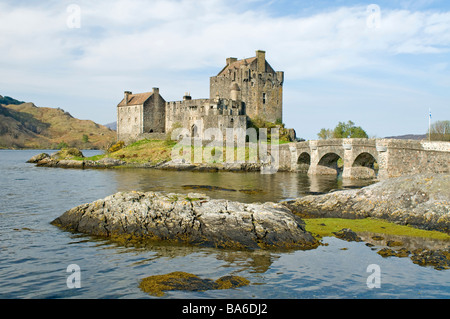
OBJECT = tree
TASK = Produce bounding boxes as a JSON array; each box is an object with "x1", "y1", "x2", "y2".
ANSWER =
[
  {"x1": 317, "y1": 120, "x2": 368, "y2": 139},
  {"x1": 333, "y1": 121, "x2": 368, "y2": 138},
  {"x1": 317, "y1": 128, "x2": 333, "y2": 140},
  {"x1": 82, "y1": 134, "x2": 89, "y2": 143},
  {"x1": 57, "y1": 141, "x2": 69, "y2": 149},
  {"x1": 428, "y1": 120, "x2": 450, "y2": 141}
]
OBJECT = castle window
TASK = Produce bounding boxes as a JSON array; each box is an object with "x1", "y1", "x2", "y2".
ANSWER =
[{"x1": 262, "y1": 93, "x2": 266, "y2": 104}]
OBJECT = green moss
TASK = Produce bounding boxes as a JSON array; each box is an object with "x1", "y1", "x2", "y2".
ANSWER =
[
  {"x1": 304, "y1": 217, "x2": 450, "y2": 241},
  {"x1": 185, "y1": 196, "x2": 204, "y2": 202},
  {"x1": 139, "y1": 272, "x2": 208, "y2": 297},
  {"x1": 53, "y1": 147, "x2": 84, "y2": 159}
]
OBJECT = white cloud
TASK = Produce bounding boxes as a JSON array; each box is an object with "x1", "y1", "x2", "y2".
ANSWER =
[
  {"x1": 0, "y1": 0, "x2": 449, "y2": 134},
  {"x1": 2, "y1": 1, "x2": 450, "y2": 76}
]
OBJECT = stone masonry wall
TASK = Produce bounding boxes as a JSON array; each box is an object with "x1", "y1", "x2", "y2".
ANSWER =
[{"x1": 117, "y1": 104, "x2": 143, "y2": 142}]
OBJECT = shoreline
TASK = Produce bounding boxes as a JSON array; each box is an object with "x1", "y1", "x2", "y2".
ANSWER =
[{"x1": 26, "y1": 150, "x2": 276, "y2": 172}]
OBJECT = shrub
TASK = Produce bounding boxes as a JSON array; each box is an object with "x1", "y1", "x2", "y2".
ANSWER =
[{"x1": 108, "y1": 140, "x2": 125, "y2": 153}]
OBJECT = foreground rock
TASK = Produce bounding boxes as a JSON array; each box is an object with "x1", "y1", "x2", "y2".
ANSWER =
[
  {"x1": 51, "y1": 191, "x2": 319, "y2": 250},
  {"x1": 283, "y1": 174, "x2": 450, "y2": 234}
]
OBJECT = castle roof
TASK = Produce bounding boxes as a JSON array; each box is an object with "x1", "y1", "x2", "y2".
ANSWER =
[
  {"x1": 217, "y1": 57, "x2": 257, "y2": 76},
  {"x1": 117, "y1": 92, "x2": 153, "y2": 107}
]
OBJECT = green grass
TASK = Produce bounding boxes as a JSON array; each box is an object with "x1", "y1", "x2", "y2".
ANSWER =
[
  {"x1": 109, "y1": 139, "x2": 176, "y2": 164},
  {"x1": 71, "y1": 154, "x2": 106, "y2": 161},
  {"x1": 304, "y1": 218, "x2": 450, "y2": 240}
]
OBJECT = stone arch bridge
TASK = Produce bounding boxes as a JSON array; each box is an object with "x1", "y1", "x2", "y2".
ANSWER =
[{"x1": 277, "y1": 139, "x2": 450, "y2": 179}]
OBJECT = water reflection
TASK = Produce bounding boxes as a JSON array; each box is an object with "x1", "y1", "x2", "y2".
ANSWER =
[{"x1": 109, "y1": 168, "x2": 376, "y2": 203}]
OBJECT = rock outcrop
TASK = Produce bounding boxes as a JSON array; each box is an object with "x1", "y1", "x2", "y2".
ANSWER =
[
  {"x1": 28, "y1": 149, "x2": 125, "y2": 168},
  {"x1": 51, "y1": 191, "x2": 319, "y2": 250},
  {"x1": 283, "y1": 173, "x2": 450, "y2": 234},
  {"x1": 139, "y1": 272, "x2": 250, "y2": 296}
]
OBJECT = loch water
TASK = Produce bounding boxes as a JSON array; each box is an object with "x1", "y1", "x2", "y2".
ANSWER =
[{"x1": 0, "y1": 150, "x2": 449, "y2": 299}]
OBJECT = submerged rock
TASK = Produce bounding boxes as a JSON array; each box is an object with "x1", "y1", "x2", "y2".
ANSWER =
[
  {"x1": 51, "y1": 191, "x2": 319, "y2": 250},
  {"x1": 410, "y1": 249, "x2": 450, "y2": 270},
  {"x1": 138, "y1": 272, "x2": 250, "y2": 296},
  {"x1": 377, "y1": 246, "x2": 450, "y2": 270},
  {"x1": 283, "y1": 174, "x2": 450, "y2": 234},
  {"x1": 332, "y1": 228, "x2": 362, "y2": 242}
]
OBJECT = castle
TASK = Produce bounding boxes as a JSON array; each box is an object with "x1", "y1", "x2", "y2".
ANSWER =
[{"x1": 116, "y1": 50, "x2": 285, "y2": 142}]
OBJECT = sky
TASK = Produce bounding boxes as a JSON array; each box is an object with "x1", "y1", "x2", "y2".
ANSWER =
[{"x1": 0, "y1": 0, "x2": 449, "y2": 140}]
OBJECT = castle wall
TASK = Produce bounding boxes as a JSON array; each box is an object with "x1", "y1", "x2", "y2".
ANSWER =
[
  {"x1": 165, "y1": 98, "x2": 246, "y2": 139},
  {"x1": 117, "y1": 104, "x2": 143, "y2": 142}
]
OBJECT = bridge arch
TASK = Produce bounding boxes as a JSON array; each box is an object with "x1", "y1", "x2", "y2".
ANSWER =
[
  {"x1": 352, "y1": 152, "x2": 377, "y2": 168},
  {"x1": 297, "y1": 152, "x2": 311, "y2": 172},
  {"x1": 347, "y1": 151, "x2": 379, "y2": 179},
  {"x1": 316, "y1": 152, "x2": 343, "y2": 175}
]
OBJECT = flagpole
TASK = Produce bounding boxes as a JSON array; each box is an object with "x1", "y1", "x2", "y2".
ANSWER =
[{"x1": 428, "y1": 108, "x2": 431, "y2": 141}]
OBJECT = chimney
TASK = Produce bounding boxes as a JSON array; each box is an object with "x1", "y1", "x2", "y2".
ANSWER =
[
  {"x1": 124, "y1": 91, "x2": 132, "y2": 106},
  {"x1": 256, "y1": 50, "x2": 265, "y2": 73},
  {"x1": 152, "y1": 87, "x2": 159, "y2": 97},
  {"x1": 183, "y1": 92, "x2": 192, "y2": 101},
  {"x1": 226, "y1": 57, "x2": 237, "y2": 65}
]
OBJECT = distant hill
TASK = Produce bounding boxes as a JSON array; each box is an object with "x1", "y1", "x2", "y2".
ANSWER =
[
  {"x1": 104, "y1": 122, "x2": 117, "y2": 131},
  {"x1": 0, "y1": 95, "x2": 25, "y2": 105},
  {"x1": 0, "y1": 96, "x2": 116, "y2": 149},
  {"x1": 384, "y1": 134, "x2": 427, "y2": 140}
]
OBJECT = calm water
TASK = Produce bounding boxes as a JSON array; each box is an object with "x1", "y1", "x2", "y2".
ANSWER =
[{"x1": 0, "y1": 150, "x2": 449, "y2": 299}]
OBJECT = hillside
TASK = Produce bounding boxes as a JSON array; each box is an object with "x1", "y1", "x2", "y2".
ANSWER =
[
  {"x1": 0, "y1": 96, "x2": 116, "y2": 149},
  {"x1": 384, "y1": 134, "x2": 427, "y2": 140}
]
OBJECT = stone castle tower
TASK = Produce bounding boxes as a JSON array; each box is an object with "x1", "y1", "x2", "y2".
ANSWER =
[
  {"x1": 210, "y1": 50, "x2": 284, "y2": 123},
  {"x1": 117, "y1": 50, "x2": 284, "y2": 142}
]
